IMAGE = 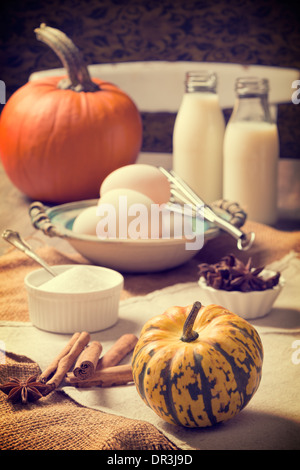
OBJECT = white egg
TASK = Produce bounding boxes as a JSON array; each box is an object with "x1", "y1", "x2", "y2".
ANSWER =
[
  {"x1": 72, "y1": 206, "x2": 100, "y2": 236},
  {"x1": 72, "y1": 188, "x2": 185, "y2": 240},
  {"x1": 96, "y1": 188, "x2": 157, "y2": 239},
  {"x1": 100, "y1": 164, "x2": 171, "y2": 204}
]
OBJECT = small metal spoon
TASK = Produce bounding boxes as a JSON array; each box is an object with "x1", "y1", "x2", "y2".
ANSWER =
[{"x1": 2, "y1": 229, "x2": 57, "y2": 277}]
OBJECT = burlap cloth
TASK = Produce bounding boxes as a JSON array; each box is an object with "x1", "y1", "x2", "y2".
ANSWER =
[{"x1": 0, "y1": 220, "x2": 300, "y2": 450}]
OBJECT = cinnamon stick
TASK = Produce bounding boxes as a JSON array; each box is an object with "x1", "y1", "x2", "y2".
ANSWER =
[
  {"x1": 42, "y1": 331, "x2": 90, "y2": 390},
  {"x1": 73, "y1": 341, "x2": 102, "y2": 380},
  {"x1": 39, "y1": 332, "x2": 82, "y2": 383},
  {"x1": 97, "y1": 334, "x2": 138, "y2": 370},
  {"x1": 66, "y1": 364, "x2": 133, "y2": 388}
]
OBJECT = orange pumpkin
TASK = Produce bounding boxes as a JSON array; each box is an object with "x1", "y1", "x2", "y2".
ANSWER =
[{"x1": 0, "y1": 24, "x2": 142, "y2": 203}]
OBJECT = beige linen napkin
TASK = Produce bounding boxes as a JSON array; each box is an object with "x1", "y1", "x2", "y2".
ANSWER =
[
  {"x1": 1, "y1": 251, "x2": 300, "y2": 450},
  {"x1": 63, "y1": 251, "x2": 300, "y2": 450}
]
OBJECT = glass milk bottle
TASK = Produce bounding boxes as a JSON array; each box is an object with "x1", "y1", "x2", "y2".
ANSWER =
[
  {"x1": 223, "y1": 77, "x2": 279, "y2": 225},
  {"x1": 172, "y1": 71, "x2": 225, "y2": 202}
]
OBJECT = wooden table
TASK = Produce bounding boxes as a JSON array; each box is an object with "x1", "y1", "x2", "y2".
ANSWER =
[{"x1": 1, "y1": 156, "x2": 299, "y2": 257}]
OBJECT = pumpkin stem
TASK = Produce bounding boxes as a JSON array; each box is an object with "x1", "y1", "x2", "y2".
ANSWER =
[
  {"x1": 181, "y1": 301, "x2": 201, "y2": 343},
  {"x1": 34, "y1": 23, "x2": 100, "y2": 93}
]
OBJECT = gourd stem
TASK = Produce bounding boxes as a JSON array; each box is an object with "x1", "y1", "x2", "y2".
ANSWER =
[
  {"x1": 181, "y1": 301, "x2": 201, "y2": 343},
  {"x1": 34, "y1": 23, "x2": 99, "y2": 92}
]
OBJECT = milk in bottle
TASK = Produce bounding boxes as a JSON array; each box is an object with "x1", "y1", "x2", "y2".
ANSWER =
[
  {"x1": 172, "y1": 71, "x2": 225, "y2": 203},
  {"x1": 223, "y1": 77, "x2": 279, "y2": 225}
]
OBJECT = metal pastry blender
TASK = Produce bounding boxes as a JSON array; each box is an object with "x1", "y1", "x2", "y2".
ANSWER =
[{"x1": 159, "y1": 167, "x2": 255, "y2": 251}]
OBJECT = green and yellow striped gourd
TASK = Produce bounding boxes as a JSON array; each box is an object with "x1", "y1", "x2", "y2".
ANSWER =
[{"x1": 132, "y1": 301, "x2": 263, "y2": 428}]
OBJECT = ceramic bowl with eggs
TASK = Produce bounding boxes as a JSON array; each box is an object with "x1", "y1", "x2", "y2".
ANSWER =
[
  {"x1": 29, "y1": 164, "x2": 248, "y2": 273},
  {"x1": 25, "y1": 264, "x2": 124, "y2": 333}
]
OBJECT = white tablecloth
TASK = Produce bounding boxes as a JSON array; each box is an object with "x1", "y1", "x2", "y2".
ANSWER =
[{"x1": 1, "y1": 252, "x2": 300, "y2": 450}]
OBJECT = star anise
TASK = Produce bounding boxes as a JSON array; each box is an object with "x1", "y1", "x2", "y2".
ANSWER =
[
  {"x1": 198, "y1": 254, "x2": 280, "y2": 292},
  {"x1": 0, "y1": 375, "x2": 50, "y2": 404}
]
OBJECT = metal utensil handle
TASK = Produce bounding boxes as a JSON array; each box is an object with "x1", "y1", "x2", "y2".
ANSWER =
[
  {"x1": 2, "y1": 229, "x2": 57, "y2": 276},
  {"x1": 209, "y1": 215, "x2": 255, "y2": 250},
  {"x1": 29, "y1": 201, "x2": 65, "y2": 238},
  {"x1": 159, "y1": 167, "x2": 255, "y2": 251}
]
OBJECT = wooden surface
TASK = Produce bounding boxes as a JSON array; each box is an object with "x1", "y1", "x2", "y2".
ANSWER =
[{"x1": 0, "y1": 156, "x2": 299, "y2": 257}]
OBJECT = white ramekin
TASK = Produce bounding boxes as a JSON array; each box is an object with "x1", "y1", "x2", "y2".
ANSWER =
[
  {"x1": 198, "y1": 270, "x2": 284, "y2": 320},
  {"x1": 25, "y1": 265, "x2": 124, "y2": 333}
]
